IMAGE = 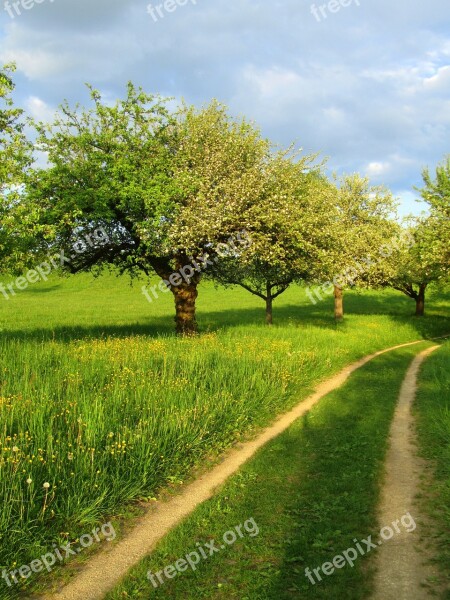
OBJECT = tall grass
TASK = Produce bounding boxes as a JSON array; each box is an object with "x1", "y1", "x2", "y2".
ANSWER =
[{"x1": 0, "y1": 272, "x2": 448, "y2": 597}]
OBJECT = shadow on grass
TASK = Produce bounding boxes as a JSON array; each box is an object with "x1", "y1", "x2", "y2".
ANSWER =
[
  {"x1": 213, "y1": 350, "x2": 424, "y2": 600},
  {"x1": 20, "y1": 285, "x2": 63, "y2": 294},
  {"x1": 0, "y1": 290, "x2": 449, "y2": 344},
  {"x1": 262, "y1": 352, "x2": 414, "y2": 599}
]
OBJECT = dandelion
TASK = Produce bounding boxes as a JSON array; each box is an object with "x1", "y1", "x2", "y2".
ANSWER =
[
  {"x1": 41, "y1": 482, "x2": 51, "y2": 519},
  {"x1": 26, "y1": 478, "x2": 32, "y2": 484},
  {"x1": 12, "y1": 446, "x2": 19, "y2": 453}
]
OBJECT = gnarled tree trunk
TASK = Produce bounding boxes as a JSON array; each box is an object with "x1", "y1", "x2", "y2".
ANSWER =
[
  {"x1": 334, "y1": 285, "x2": 344, "y2": 321},
  {"x1": 149, "y1": 257, "x2": 201, "y2": 336},
  {"x1": 172, "y1": 282, "x2": 199, "y2": 335},
  {"x1": 415, "y1": 283, "x2": 426, "y2": 317},
  {"x1": 393, "y1": 282, "x2": 428, "y2": 318}
]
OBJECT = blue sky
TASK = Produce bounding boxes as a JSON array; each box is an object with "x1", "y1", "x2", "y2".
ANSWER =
[{"x1": 1, "y1": 0, "x2": 449, "y2": 217}]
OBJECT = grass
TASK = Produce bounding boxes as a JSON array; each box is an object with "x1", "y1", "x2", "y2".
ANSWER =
[
  {"x1": 0, "y1": 271, "x2": 448, "y2": 598},
  {"x1": 414, "y1": 340, "x2": 450, "y2": 597},
  {"x1": 105, "y1": 343, "x2": 437, "y2": 599}
]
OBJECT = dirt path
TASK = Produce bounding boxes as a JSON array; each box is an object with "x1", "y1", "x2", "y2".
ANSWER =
[
  {"x1": 372, "y1": 345, "x2": 441, "y2": 600},
  {"x1": 41, "y1": 340, "x2": 429, "y2": 600}
]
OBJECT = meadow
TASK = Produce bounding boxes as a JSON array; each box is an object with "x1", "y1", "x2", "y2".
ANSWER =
[{"x1": 0, "y1": 271, "x2": 449, "y2": 598}]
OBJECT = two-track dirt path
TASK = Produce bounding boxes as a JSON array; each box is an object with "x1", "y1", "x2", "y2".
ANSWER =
[
  {"x1": 371, "y1": 345, "x2": 442, "y2": 600},
  {"x1": 41, "y1": 339, "x2": 441, "y2": 600}
]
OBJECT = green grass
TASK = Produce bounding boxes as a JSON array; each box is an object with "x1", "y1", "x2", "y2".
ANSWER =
[
  {"x1": 0, "y1": 271, "x2": 448, "y2": 340},
  {"x1": 414, "y1": 340, "x2": 450, "y2": 596},
  {"x1": 105, "y1": 343, "x2": 437, "y2": 600},
  {"x1": 0, "y1": 271, "x2": 448, "y2": 598}
]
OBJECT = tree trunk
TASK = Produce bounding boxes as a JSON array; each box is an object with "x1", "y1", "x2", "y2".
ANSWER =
[
  {"x1": 266, "y1": 293, "x2": 273, "y2": 326},
  {"x1": 415, "y1": 284, "x2": 426, "y2": 317},
  {"x1": 150, "y1": 257, "x2": 201, "y2": 336},
  {"x1": 334, "y1": 286, "x2": 344, "y2": 321},
  {"x1": 172, "y1": 283, "x2": 199, "y2": 335}
]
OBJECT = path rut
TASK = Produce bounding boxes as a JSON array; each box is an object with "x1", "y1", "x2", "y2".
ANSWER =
[{"x1": 372, "y1": 345, "x2": 441, "y2": 600}]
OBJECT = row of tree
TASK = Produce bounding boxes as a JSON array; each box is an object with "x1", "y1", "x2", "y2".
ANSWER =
[{"x1": 1, "y1": 64, "x2": 449, "y2": 334}]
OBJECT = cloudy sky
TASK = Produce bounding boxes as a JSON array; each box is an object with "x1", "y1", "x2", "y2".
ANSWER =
[{"x1": 1, "y1": 0, "x2": 449, "y2": 216}]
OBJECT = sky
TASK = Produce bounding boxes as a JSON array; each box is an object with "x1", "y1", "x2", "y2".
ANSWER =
[{"x1": 1, "y1": 0, "x2": 449, "y2": 217}]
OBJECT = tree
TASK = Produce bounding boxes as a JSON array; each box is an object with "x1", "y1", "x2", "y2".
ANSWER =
[
  {"x1": 385, "y1": 159, "x2": 449, "y2": 317},
  {"x1": 386, "y1": 223, "x2": 435, "y2": 316},
  {"x1": 418, "y1": 157, "x2": 450, "y2": 278},
  {"x1": 191, "y1": 154, "x2": 336, "y2": 325},
  {"x1": 158, "y1": 100, "x2": 270, "y2": 331},
  {"x1": 0, "y1": 64, "x2": 35, "y2": 275},
  {"x1": 28, "y1": 87, "x2": 269, "y2": 334},
  {"x1": 388, "y1": 220, "x2": 448, "y2": 318},
  {"x1": 314, "y1": 174, "x2": 399, "y2": 321}
]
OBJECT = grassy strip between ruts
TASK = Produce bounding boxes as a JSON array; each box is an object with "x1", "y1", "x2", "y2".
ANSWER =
[
  {"x1": 414, "y1": 340, "x2": 450, "y2": 598},
  {"x1": 105, "y1": 342, "x2": 436, "y2": 600}
]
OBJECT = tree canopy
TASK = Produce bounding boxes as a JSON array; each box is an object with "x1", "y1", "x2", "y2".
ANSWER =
[
  {"x1": 0, "y1": 64, "x2": 36, "y2": 275},
  {"x1": 0, "y1": 72, "x2": 447, "y2": 331},
  {"x1": 28, "y1": 87, "x2": 275, "y2": 333}
]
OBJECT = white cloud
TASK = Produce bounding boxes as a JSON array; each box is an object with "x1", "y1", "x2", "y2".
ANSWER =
[
  {"x1": 25, "y1": 96, "x2": 56, "y2": 122},
  {"x1": 243, "y1": 66, "x2": 302, "y2": 97},
  {"x1": 366, "y1": 162, "x2": 391, "y2": 177},
  {"x1": 0, "y1": 31, "x2": 68, "y2": 79},
  {"x1": 1, "y1": 0, "x2": 449, "y2": 217},
  {"x1": 424, "y1": 65, "x2": 450, "y2": 91}
]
